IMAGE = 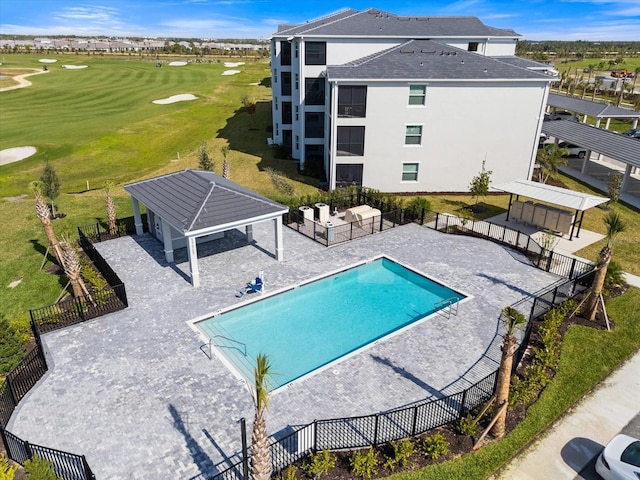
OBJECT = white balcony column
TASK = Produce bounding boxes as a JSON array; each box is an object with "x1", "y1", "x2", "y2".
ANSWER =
[
  {"x1": 131, "y1": 197, "x2": 144, "y2": 235},
  {"x1": 161, "y1": 218, "x2": 174, "y2": 263},
  {"x1": 274, "y1": 216, "x2": 284, "y2": 261},
  {"x1": 187, "y1": 236, "x2": 200, "y2": 287}
]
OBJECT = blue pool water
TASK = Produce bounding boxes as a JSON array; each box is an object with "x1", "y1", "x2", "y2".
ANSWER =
[{"x1": 196, "y1": 257, "x2": 465, "y2": 390}]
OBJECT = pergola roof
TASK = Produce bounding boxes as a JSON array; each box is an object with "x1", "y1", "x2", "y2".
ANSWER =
[
  {"x1": 548, "y1": 93, "x2": 640, "y2": 119},
  {"x1": 492, "y1": 179, "x2": 609, "y2": 211},
  {"x1": 125, "y1": 169, "x2": 288, "y2": 235},
  {"x1": 541, "y1": 120, "x2": 640, "y2": 169}
]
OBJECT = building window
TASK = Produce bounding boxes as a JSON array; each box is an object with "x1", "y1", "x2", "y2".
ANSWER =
[
  {"x1": 402, "y1": 163, "x2": 419, "y2": 182},
  {"x1": 305, "y1": 112, "x2": 324, "y2": 138},
  {"x1": 408, "y1": 85, "x2": 426, "y2": 106},
  {"x1": 274, "y1": 69, "x2": 277, "y2": 82},
  {"x1": 305, "y1": 42, "x2": 326, "y2": 65},
  {"x1": 295, "y1": 106, "x2": 299, "y2": 121},
  {"x1": 468, "y1": 42, "x2": 479, "y2": 52},
  {"x1": 276, "y1": 123, "x2": 279, "y2": 136},
  {"x1": 295, "y1": 73, "x2": 299, "y2": 90},
  {"x1": 337, "y1": 126, "x2": 365, "y2": 156},
  {"x1": 275, "y1": 99, "x2": 278, "y2": 110},
  {"x1": 295, "y1": 42, "x2": 299, "y2": 58},
  {"x1": 338, "y1": 86, "x2": 367, "y2": 117},
  {"x1": 405, "y1": 125, "x2": 423, "y2": 145},
  {"x1": 305, "y1": 78, "x2": 325, "y2": 105},
  {"x1": 281, "y1": 41, "x2": 291, "y2": 65},
  {"x1": 281, "y1": 72, "x2": 291, "y2": 96},
  {"x1": 282, "y1": 102, "x2": 292, "y2": 124},
  {"x1": 336, "y1": 164, "x2": 363, "y2": 187},
  {"x1": 295, "y1": 135, "x2": 299, "y2": 150}
]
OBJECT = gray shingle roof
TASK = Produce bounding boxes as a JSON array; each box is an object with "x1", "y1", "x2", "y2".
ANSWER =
[
  {"x1": 326, "y1": 40, "x2": 551, "y2": 81},
  {"x1": 124, "y1": 170, "x2": 288, "y2": 234},
  {"x1": 548, "y1": 93, "x2": 640, "y2": 118},
  {"x1": 541, "y1": 120, "x2": 640, "y2": 168},
  {"x1": 274, "y1": 8, "x2": 519, "y2": 38}
]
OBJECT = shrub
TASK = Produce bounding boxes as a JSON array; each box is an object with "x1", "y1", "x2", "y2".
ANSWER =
[
  {"x1": 302, "y1": 449, "x2": 335, "y2": 479},
  {"x1": 456, "y1": 414, "x2": 481, "y2": 436},
  {"x1": 0, "y1": 454, "x2": 18, "y2": 480},
  {"x1": 350, "y1": 447, "x2": 379, "y2": 479},
  {"x1": 605, "y1": 260, "x2": 625, "y2": 289},
  {"x1": 384, "y1": 438, "x2": 414, "y2": 471},
  {"x1": 277, "y1": 465, "x2": 298, "y2": 480},
  {"x1": 23, "y1": 454, "x2": 62, "y2": 480},
  {"x1": 264, "y1": 167, "x2": 295, "y2": 196},
  {"x1": 0, "y1": 316, "x2": 25, "y2": 375},
  {"x1": 422, "y1": 432, "x2": 450, "y2": 460}
]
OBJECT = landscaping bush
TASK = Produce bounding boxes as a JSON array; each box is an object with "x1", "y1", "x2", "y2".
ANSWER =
[
  {"x1": 277, "y1": 465, "x2": 298, "y2": 480},
  {"x1": 421, "y1": 432, "x2": 450, "y2": 460},
  {"x1": 23, "y1": 455, "x2": 61, "y2": 480},
  {"x1": 0, "y1": 316, "x2": 25, "y2": 375},
  {"x1": 384, "y1": 438, "x2": 415, "y2": 471},
  {"x1": 455, "y1": 414, "x2": 481, "y2": 437},
  {"x1": 264, "y1": 168, "x2": 295, "y2": 196},
  {"x1": 0, "y1": 454, "x2": 18, "y2": 480},
  {"x1": 350, "y1": 447, "x2": 379, "y2": 479},
  {"x1": 302, "y1": 449, "x2": 335, "y2": 479}
]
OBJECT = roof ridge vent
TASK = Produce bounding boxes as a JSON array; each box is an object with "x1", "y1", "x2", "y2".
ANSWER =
[{"x1": 400, "y1": 48, "x2": 415, "y2": 54}]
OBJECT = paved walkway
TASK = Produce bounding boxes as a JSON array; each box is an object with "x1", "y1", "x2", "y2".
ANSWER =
[
  {"x1": 496, "y1": 350, "x2": 640, "y2": 479},
  {"x1": 9, "y1": 223, "x2": 559, "y2": 480}
]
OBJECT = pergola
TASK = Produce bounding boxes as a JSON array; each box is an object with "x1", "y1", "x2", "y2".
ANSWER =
[
  {"x1": 492, "y1": 179, "x2": 609, "y2": 240},
  {"x1": 125, "y1": 169, "x2": 289, "y2": 287}
]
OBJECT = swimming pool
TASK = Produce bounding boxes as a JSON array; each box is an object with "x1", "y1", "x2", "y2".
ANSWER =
[{"x1": 194, "y1": 257, "x2": 466, "y2": 391}]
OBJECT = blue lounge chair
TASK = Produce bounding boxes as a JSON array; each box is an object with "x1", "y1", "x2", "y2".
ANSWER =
[{"x1": 237, "y1": 276, "x2": 263, "y2": 297}]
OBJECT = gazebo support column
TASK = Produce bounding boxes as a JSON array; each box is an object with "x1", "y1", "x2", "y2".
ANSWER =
[
  {"x1": 621, "y1": 164, "x2": 632, "y2": 193},
  {"x1": 161, "y1": 218, "x2": 174, "y2": 263},
  {"x1": 505, "y1": 193, "x2": 514, "y2": 221},
  {"x1": 245, "y1": 225, "x2": 254, "y2": 243},
  {"x1": 131, "y1": 198, "x2": 144, "y2": 235},
  {"x1": 274, "y1": 217, "x2": 284, "y2": 261},
  {"x1": 580, "y1": 153, "x2": 590, "y2": 174},
  {"x1": 187, "y1": 236, "x2": 200, "y2": 288}
]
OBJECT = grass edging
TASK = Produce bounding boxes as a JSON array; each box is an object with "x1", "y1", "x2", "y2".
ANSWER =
[{"x1": 388, "y1": 287, "x2": 640, "y2": 480}]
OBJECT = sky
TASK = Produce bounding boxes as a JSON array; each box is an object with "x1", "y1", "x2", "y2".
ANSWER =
[{"x1": 0, "y1": 0, "x2": 639, "y2": 41}]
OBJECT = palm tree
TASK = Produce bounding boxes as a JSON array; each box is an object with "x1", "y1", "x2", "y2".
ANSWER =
[
  {"x1": 630, "y1": 67, "x2": 640, "y2": 97},
  {"x1": 592, "y1": 78, "x2": 603, "y2": 101},
  {"x1": 59, "y1": 235, "x2": 90, "y2": 300},
  {"x1": 251, "y1": 354, "x2": 273, "y2": 480},
  {"x1": 583, "y1": 212, "x2": 626, "y2": 322},
  {"x1": 31, "y1": 181, "x2": 62, "y2": 267},
  {"x1": 104, "y1": 181, "x2": 117, "y2": 236},
  {"x1": 536, "y1": 144, "x2": 569, "y2": 184},
  {"x1": 491, "y1": 306, "x2": 526, "y2": 439},
  {"x1": 221, "y1": 146, "x2": 230, "y2": 179}
]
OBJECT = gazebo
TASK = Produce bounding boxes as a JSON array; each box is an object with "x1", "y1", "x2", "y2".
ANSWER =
[
  {"x1": 492, "y1": 179, "x2": 609, "y2": 240},
  {"x1": 125, "y1": 169, "x2": 289, "y2": 287}
]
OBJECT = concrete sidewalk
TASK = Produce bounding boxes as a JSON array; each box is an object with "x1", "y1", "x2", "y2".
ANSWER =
[{"x1": 496, "y1": 349, "x2": 640, "y2": 479}]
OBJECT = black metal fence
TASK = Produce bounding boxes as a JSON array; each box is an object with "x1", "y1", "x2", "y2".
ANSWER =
[
  {"x1": 76, "y1": 214, "x2": 147, "y2": 244},
  {"x1": 211, "y1": 266, "x2": 594, "y2": 480},
  {"x1": 1, "y1": 428, "x2": 96, "y2": 480}
]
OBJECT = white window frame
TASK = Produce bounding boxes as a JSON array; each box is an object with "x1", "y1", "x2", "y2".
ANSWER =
[
  {"x1": 401, "y1": 162, "x2": 419, "y2": 182},
  {"x1": 408, "y1": 84, "x2": 427, "y2": 107},
  {"x1": 404, "y1": 124, "x2": 423, "y2": 146}
]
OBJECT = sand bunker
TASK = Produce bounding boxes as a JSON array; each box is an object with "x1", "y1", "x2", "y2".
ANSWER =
[
  {"x1": 152, "y1": 94, "x2": 197, "y2": 105},
  {"x1": 0, "y1": 146, "x2": 37, "y2": 166},
  {"x1": 222, "y1": 70, "x2": 241, "y2": 76},
  {"x1": 62, "y1": 65, "x2": 88, "y2": 69},
  {"x1": 168, "y1": 61, "x2": 188, "y2": 66},
  {"x1": 39, "y1": 59, "x2": 57, "y2": 63},
  {"x1": 224, "y1": 62, "x2": 245, "y2": 68},
  {"x1": 0, "y1": 69, "x2": 48, "y2": 92}
]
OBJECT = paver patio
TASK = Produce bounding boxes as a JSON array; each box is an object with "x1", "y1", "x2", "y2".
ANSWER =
[{"x1": 9, "y1": 222, "x2": 560, "y2": 480}]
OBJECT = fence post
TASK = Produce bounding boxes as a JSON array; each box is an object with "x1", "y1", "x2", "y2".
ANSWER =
[
  {"x1": 24, "y1": 441, "x2": 33, "y2": 460},
  {"x1": 96, "y1": 222, "x2": 101, "y2": 243},
  {"x1": 0, "y1": 427, "x2": 10, "y2": 457},
  {"x1": 501, "y1": 225, "x2": 506, "y2": 243},
  {"x1": 31, "y1": 318, "x2": 48, "y2": 369},
  {"x1": 546, "y1": 250, "x2": 554, "y2": 272},
  {"x1": 350, "y1": 221, "x2": 353, "y2": 241},
  {"x1": 411, "y1": 406, "x2": 418, "y2": 436},
  {"x1": 420, "y1": 207, "x2": 425, "y2": 225},
  {"x1": 379, "y1": 213, "x2": 384, "y2": 232},
  {"x1": 529, "y1": 298, "x2": 538, "y2": 321},
  {"x1": 373, "y1": 414, "x2": 379, "y2": 447},
  {"x1": 551, "y1": 286, "x2": 558, "y2": 306},
  {"x1": 5, "y1": 377, "x2": 18, "y2": 408},
  {"x1": 516, "y1": 231, "x2": 521, "y2": 249},
  {"x1": 241, "y1": 418, "x2": 249, "y2": 480},
  {"x1": 81, "y1": 455, "x2": 95, "y2": 480},
  {"x1": 435, "y1": 212, "x2": 439, "y2": 230},
  {"x1": 459, "y1": 389, "x2": 468, "y2": 416},
  {"x1": 313, "y1": 420, "x2": 318, "y2": 452},
  {"x1": 568, "y1": 258, "x2": 577, "y2": 280}
]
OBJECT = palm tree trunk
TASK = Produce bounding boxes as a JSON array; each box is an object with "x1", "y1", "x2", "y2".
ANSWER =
[
  {"x1": 250, "y1": 409, "x2": 272, "y2": 480},
  {"x1": 491, "y1": 335, "x2": 516, "y2": 438},
  {"x1": 585, "y1": 256, "x2": 610, "y2": 321}
]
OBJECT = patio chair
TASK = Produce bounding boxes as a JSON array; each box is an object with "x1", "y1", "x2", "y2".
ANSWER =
[{"x1": 236, "y1": 276, "x2": 263, "y2": 297}]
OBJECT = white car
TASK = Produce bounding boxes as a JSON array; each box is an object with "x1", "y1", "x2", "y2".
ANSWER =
[
  {"x1": 595, "y1": 434, "x2": 640, "y2": 480},
  {"x1": 548, "y1": 111, "x2": 579, "y2": 122},
  {"x1": 558, "y1": 141, "x2": 588, "y2": 159}
]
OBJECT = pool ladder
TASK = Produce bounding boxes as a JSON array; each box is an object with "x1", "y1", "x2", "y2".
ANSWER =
[
  {"x1": 209, "y1": 335, "x2": 247, "y2": 358},
  {"x1": 435, "y1": 297, "x2": 459, "y2": 319}
]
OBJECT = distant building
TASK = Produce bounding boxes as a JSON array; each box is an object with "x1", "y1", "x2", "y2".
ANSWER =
[{"x1": 269, "y1": 8, "x2": 555, "y2": 192}]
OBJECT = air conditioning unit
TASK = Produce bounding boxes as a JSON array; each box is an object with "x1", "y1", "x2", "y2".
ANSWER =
[
  {"x1": 314, "y1": 203, "x2": 330, "y2": 224},
  {"x1": 299, "y1": 206, "x2": 314, "y2": 224}
]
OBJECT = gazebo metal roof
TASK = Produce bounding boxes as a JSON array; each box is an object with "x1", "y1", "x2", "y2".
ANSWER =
[
  {"x1": 493, "y1": 179, "x2": 608, "y2": 211},
  {"x1": 547, "y1": 93, "x2": 640, "y2": 119}
]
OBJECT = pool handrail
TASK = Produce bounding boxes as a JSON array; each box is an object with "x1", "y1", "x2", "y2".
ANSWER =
[{"x1": 210, "y1": 335, "x2": 247, "y2": 357}]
